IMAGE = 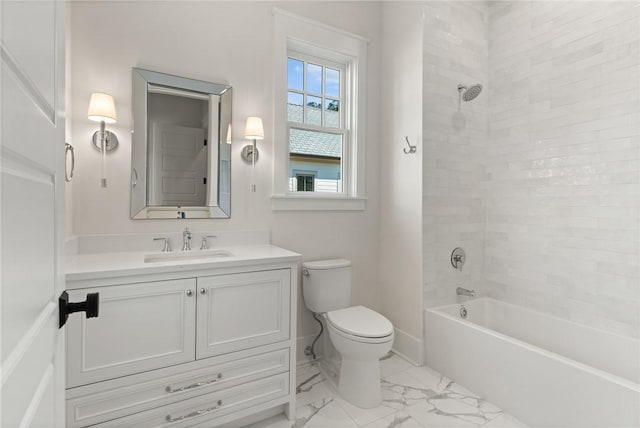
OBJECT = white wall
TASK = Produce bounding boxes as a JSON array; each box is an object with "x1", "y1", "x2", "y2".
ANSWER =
[
  {"x1": 67, "y1": 1, "x2": 383, "y2": 340},
  {"x1": 486, "y1": 2, "x2": 640, "y2": 337},
  {"x1": 379, "y1": 2, "x2": 424, "y2": 362},
  {"x1": 422, "y1": 2, "x2": 489, "y2": 309}
]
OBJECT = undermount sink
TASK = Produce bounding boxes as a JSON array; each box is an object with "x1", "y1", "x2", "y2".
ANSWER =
[{"x1": 144, "y1": 249, "x2": 234, "y2": 263}]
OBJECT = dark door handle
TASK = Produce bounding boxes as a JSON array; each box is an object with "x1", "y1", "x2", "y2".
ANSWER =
[{"x1": 59, "y1": 291, "x2": 99, "y2": 328}]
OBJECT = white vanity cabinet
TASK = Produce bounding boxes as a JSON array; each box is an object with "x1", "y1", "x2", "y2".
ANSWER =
[{"x1": 64, "y1": 252, "x2": 299, "y2": 428}]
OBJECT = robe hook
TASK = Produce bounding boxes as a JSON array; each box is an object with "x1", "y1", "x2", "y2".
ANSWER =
[{"x1": 403, "y1": 136, "x2": 417, "y2": 154}]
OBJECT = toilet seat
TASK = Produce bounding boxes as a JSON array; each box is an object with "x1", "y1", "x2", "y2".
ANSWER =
[
  {"x1": 328, "y1": 323, "x2": 394, "y2": 344},
  {"x1": 327, "y1": 306, "x2": 393, "y2": 343}
]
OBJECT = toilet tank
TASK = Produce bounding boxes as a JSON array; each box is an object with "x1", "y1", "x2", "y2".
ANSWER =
[{"x1": 302, "y1": 259, "x2": 352, "y2": 313}]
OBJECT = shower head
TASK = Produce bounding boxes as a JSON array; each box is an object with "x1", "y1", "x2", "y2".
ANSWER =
[{"x1": 457, "y1": 84, "x2": 483, "y2": 102}]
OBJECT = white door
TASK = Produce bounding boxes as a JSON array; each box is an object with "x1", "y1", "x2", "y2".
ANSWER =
[
  {"x1": 1, "y1": 1, "x2": 66, "y2": 427},
  {"x1": 196, "y1": 270, "x2": 291, "y2": 359},
  {"x1": 148, "y1": 122, "x2": 207, "y2": 206}
]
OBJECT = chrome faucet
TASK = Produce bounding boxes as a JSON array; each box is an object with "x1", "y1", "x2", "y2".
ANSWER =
[
  {"x1": 182, "y1": 227, "x2": 192, "y2": 251},
  {"x1": 153, "y1": 237, "x2": 172, "y2": 252},
  {"x1": 200, "y1": 235, "x2": 217, "y2": 250},
  {"x1": 456, "y1": 287, "x2": 475, "y2": 297}
]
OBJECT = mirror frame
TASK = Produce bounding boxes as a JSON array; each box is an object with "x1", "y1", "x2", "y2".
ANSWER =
[{"x1": 130, "y1": 68, "x2": 232, "y2": 219}]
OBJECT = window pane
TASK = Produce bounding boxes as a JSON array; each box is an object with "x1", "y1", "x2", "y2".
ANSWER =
[
  {"x1": 305, "y1": 95, "x2": 322, "y2": 126},
  {"x1": 307, "y1": 63, "x2": 322, "y2": 94},
  {"x1": 287, "y1": 92, "x2": 303, "y2": 123},
  {"x1": 324, "y1": 99, "x2": 340, "y2": 128},
  {"x1": 289, "y1": 128, "x2": 343, "y2": 193},
  {"x1": 325, "y1": 68, "x2": 340, "y2": 97},
  {"x1": 287, "y1": 58, "x2": 303, "y2": 90},
  {"x1": 296, "y1": 174, "x2": 315, "y2": 192}
]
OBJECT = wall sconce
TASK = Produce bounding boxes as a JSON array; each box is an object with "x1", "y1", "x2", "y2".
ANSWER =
[
  {"x1": 87, "y1": 92, "x2": 118, "y2": 188},
  {"x1": 241, "y1": 116, "x2": 264, "y2": 192},
  {"x1": 241, "y1": 117, "x2": 263, "y2": 162}
]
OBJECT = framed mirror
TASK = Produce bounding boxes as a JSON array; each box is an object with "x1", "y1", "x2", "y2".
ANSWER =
[{"x1": 130, "y1": 68, "x2": 232, "y2": 219}]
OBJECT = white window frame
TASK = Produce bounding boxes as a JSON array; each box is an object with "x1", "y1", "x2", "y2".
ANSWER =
[{"x1": 272, "y1": 9, "x2": 368, "y2": 211}]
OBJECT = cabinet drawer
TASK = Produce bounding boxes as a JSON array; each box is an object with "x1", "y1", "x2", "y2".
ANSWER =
[
  {"x1": 92, "y1": 372, "x2": 289, "y2": 428},
  {"x1": 66, "y1": 279, "x2": 197, "y2": 388},
  {"x1": 197, "y1": 269, "x2": 291, "y2": 359},
  {"x1": 66, "y1": 348, "x2": 289, "y2": 428}
]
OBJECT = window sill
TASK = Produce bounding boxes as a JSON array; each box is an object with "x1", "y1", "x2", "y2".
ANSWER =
[{"x1": 271, "y1": 195, "x2": 366, "y2": 211}]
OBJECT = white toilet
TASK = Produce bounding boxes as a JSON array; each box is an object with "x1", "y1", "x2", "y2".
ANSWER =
[{"x1": 302, "y1": 259, "x2": 394, "y2": 408}]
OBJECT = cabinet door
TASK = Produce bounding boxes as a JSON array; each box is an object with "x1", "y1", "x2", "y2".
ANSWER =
[
  {"x1": 197, "y1": 270, "x2": 290, "y2": 359},
  {"x1": 66, "y1": 279, "x2": 196, "y2": 388}
]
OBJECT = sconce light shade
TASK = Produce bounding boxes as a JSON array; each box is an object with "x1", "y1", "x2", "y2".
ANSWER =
[
  {"x1": 87, "y1": 93, "x2": 117, "y2": 123},
  {"x1": 244, "y1": 116, "x2": 264, "y2": 140}
]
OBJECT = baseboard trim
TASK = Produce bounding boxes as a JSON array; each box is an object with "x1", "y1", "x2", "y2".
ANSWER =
[{"x1": 392, "y1": 327, "x2": 423, "y2": 366}]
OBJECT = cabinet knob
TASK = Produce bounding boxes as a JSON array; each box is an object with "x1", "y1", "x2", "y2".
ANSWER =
[
  {"x1": 200, "y1": 288, "x2": 207, "y2": 295},
  {"x1": 186, "y1": 290, "x2": 193, "y2": 297}
]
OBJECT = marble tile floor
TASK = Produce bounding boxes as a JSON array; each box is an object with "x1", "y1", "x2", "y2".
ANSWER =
[{"x1": 247, "y1": 355, "x2": 528, "y2": 428}]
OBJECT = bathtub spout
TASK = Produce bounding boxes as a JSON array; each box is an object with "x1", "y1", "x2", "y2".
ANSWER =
[{"x1": 456, "y1": 287, "x2": 475, "y2": 297}]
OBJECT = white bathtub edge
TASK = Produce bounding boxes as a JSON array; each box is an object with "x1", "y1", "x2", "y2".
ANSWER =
[
  {"x1": 430, "y1": 297, "x2": 639, "y2": 343},
  {"x1": 425, "y1": 304, "x2": 640, "y2": 392},
  {"x1": 392, "y1": 327, "x2": 423, "y2": 366}
]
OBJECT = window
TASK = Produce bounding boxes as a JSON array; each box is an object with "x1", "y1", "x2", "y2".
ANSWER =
[
  {"x1": 287, "y1": 54, "x2": 345, "y2": 194},
  {"x1": 273, "y1": 9, "x2": 368, "y2": 211},
  {"x1": 295, "y1": 172, "x2": 315, "y2": 192}
]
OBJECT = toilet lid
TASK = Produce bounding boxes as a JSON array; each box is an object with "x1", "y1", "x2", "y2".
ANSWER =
[{"x1": 327, "y1": 306, "x2": 393, "y2": 338}]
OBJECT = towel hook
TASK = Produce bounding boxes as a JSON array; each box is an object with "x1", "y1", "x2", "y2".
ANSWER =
[{"x1": 403, "y1": 136, "x2": 417, "y2": 154}]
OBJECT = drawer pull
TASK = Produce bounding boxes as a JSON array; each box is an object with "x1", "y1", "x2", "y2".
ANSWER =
[
  {"x1": 165, "y1": 373, "x2": 223, "y2": 393},
  {"x1": 165, "y1": 400, "x2": 222, "y2": 423}
]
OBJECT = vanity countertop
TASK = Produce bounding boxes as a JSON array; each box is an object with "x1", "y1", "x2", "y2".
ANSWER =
[{"x1": 66, "y1": 244, "x2": 302, "y2": 283}]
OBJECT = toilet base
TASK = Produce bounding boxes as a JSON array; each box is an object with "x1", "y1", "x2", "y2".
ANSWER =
[{"x1": 338, "y1": 357, "x2": 382, "y2": 408}]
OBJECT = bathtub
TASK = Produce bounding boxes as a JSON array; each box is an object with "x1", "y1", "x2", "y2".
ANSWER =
[{"x1": 424, "y1": 298, "x2": 640, "y2": 428}]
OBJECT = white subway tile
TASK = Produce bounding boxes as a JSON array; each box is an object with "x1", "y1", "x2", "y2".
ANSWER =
[{"x1": 423, "y1": 1, "x2": 639, "y2": 337}]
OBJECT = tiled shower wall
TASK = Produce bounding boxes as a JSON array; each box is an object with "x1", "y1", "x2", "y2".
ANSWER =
[
  {"x1": 423, "y1": 1, "x2": 639, "y2": 337},
  {"x1": 422, "y1": 2, "x2": 489, "y2": 308},
  {"x1": 486, "y1": 2, "x2": 640, "y2": 337}
]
